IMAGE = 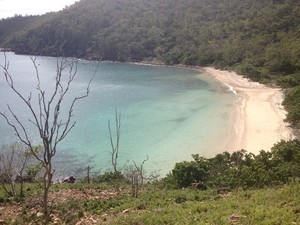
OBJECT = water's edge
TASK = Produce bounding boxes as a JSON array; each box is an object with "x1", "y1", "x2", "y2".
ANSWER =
[{"x1": 0, "y1": 53, "x2": 236, "y2": 180}]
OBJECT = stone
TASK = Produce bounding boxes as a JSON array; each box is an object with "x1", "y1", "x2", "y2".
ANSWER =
[
  {"x1": 228, "y1": 213, "x2": 246, "y2": 223},
  {"x1": 122, "y1": 209, "x2": 130, "y2": 214},
  {"x1": 36, "y1": 212, "x2": 44, "y2": 217}
]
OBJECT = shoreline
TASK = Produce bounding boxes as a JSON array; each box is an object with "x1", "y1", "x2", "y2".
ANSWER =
[
  {"x1": 201, "y1": 67, "x2": 294, "y2": 155},
  {"x1": 2, "y1": 51, "x2": 294, "y2": 155},
  {"x1": 126, "y1": 60, "x2": 296, "y2": 155}
]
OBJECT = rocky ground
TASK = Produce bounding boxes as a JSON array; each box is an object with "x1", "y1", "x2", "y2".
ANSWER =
[{"x1": 0, "y1": 188, "x2": 122, "y2": 224}]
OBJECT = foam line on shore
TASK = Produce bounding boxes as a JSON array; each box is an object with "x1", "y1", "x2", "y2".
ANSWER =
[
  {"x1": 224, "y1": 83, "x2": 238, "y2": 95},
  {"x1": 201, "y1": 67, "x2": 295, "y2": 154}
]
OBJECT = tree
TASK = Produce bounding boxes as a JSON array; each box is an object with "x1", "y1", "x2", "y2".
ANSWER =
[
  {"x1": 0, "y1": 54, "x2": 94, "y2": 215},
  {"x1": 124, "y1": 165, "x2": 141, "y2": 197},
  {"x1": 0, "y1": 142, "x2": 38, "y2": 197},
  {"x1": 108, "y1": 110, "x2": 121, "y2": 174},
  {"x1": 271, "y1": 140, "x2": 300, "y2": 181},
  {"x1": 133, "y1": 155, "x2": 149, "y2": 185},
  {"x1": 172, "y1": 160, "x2": 208, "y2": 188},
  {"x1": 124, "y1": 156, "x2": 149, "y2": 198},
  {"x1": 0, "y1": 143, "x2": 21, "y2": 197},
  {"x1": 283, "y1": 86, "x2": 300, "y2": 128}
]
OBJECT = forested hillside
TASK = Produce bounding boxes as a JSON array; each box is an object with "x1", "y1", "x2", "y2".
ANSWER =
[{"x1": 0, "y1": 0, "x2": 300, "y2": 127}]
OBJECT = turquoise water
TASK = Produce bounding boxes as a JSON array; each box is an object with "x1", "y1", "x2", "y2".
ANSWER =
[{"x1": 0, "y1": 53, "x2": 235, "y2": 178}]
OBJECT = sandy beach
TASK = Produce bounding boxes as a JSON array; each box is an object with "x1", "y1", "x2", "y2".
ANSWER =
[{"x1": 202, "y1": 67, "x2": 294, "y2": 155}]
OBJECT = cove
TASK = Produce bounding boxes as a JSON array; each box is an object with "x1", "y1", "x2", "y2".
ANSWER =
[{"x1": 0, "y1": 52, "x2": 236, "y2": 179}]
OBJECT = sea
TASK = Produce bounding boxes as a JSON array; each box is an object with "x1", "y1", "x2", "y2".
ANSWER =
[{"x1": 0, "y1": 52, "x2": 236, "y2": 179}]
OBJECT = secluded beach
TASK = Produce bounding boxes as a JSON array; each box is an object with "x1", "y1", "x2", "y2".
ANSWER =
[{"x1": 202, "y1": 67, "x2": 294, "y2": 155}]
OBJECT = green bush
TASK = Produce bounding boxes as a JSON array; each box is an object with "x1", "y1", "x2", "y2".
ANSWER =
[
  {"x1": 162, "y1": 141, "x2": 300, "y2": 190},
  {"x1": 93, "y1": 171, "x2": 125, "y2": 183},
  {"x1": 283, "y1": 86, "x2": 300, "y2": 128},
  {"x1": 172, "y1": 161, "x2": 208, "y2": 188}
]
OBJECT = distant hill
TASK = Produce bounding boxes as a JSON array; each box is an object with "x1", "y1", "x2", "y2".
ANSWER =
[
  {"x1": 0, "y1": 0, "x2": 300, "y2": 127},
  {"x1": 0, "y1": 14, "x2": 51, "y2": 46},
  {"x1": 0, "y1": 0, "x2": 299, "y2": 73}
]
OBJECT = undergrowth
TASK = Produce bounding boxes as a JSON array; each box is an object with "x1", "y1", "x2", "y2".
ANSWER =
[{"x1": 0, "y1": 182, "x2": 299, "y2": 224}]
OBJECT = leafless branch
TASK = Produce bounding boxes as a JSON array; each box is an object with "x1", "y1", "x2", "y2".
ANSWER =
[
  {"x1": 108, "y1": 109, "x2": 121, "y2": 174},
  {"x1": 0, "y1": 53, "x2": 95, "y2": 214},
  {"x1": 133, "y1": 155, "x2": 149, "y2": 185}
]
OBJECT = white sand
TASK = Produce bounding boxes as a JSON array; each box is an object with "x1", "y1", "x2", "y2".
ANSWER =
[{"x1": 202, "y1": 67, "x2": 294, "y2": 154}]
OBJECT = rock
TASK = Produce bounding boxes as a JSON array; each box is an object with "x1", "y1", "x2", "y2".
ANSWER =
[
  {"x1": 191, "y1": 181, "x2": 207, "y2": 190},
  {"x1": 88, "y1": 216, "x2": 97, "y2": 223},
  {"x1": 15, "y1": 175, "x2": 33, "y2": 183},
  {"x1": 122, "y1": 209, "x2": 130, "y2": 214},
  {"x1": 217, "y1": 187, "x2": 231, "y2": 195},
  {"x1": 228, "y1": 213, "x2": 246, "y2": 223},
  {"x1": 62, "y1": 176, "x2": 76, "y2": 183},
  {"x1": 75, "y1": 220, "x2": 83, "y2": 225},
  {"x1": 36, "y1": 212, "x2": 44, "y2": 217}
]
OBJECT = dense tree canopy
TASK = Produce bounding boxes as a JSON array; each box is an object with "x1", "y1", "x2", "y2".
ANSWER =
[
  {"x1": 164, "y1": 140, "x2": 300, "y2": 189},
  {"x1": 0, "y1": 0, "x2": 300, "y2": 127}
]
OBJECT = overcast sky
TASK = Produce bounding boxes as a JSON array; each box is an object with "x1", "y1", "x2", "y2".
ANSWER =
[{"x1": 0, "y1": 0, "x2": 78, "y2": 19}]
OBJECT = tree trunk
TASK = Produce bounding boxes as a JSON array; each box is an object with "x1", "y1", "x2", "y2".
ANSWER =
[
  {"x1": 43, "y1": 162, "x2": 53, "y2": 215},
  {"x1": 19, "y1": 170, "x2": 24, "y2": 198},
  {"x1": 43, "y1": 184, "x2": 49, "y2": 215}
]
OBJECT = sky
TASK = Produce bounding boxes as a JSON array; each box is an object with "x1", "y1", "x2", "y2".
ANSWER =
[{"x1": 0, "y1": 0, "x2": 78, "y2": 19}]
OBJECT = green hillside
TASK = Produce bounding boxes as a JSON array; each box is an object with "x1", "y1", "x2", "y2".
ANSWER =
[
  {"x1": 0, "y1": 0, "x2": 299, "y2": 73},
  {"x1": 0, "y1": 0, "x2": 300, "y2": 127},
  {"x1": 1, "y1": 180, "x2": 299, "y2": 224},
  {"x1": 1, "y1": 138, "x2": 300, "y2": 224}
]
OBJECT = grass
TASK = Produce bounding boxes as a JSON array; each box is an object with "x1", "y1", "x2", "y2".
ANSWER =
[
  {"x1": 109, "y1": 184, "x2": 300, "y2": 225},
  {"x1": 0, "y1": 182, "x2": 299, "y2": 224}
]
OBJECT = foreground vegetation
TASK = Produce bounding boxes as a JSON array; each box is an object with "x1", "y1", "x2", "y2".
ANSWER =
[
  {"x1": 165, "y1": 140, "x2": 300, "y2": 190},
  {"x1": 0, "y1": 180, "x2": 299, "y2": 224},
  {"x1": 0, "y1": 140, "x2": 299, "y2": 224}
]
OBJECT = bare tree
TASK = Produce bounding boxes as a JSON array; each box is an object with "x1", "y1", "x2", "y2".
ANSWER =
[
  {"x1": 108, "y1": 109, "x2": 121, "y2": 174},
  {"x1": 0, "y1": 144, "x2": 17, "y2": 196},
  {"x1": 0, "y1": 142, "x2": 36, "y2": 197},
  {"x1": 124, "y1": 156, "x2": 149, "y2": 197},
  {"x1": 0, "y1": 54, "x2": 94, "y2": 215},
  {"x1": 124, "y1": 165, "x2": 140, "y2": 197},
  {"x1": 133, "y1": 155, "x2": 149, "y2": 185}
]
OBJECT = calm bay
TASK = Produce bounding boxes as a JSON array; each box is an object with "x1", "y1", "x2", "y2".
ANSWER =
[{"x1": 0, "y1": 52, "x2": 236, "y2": 179}]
